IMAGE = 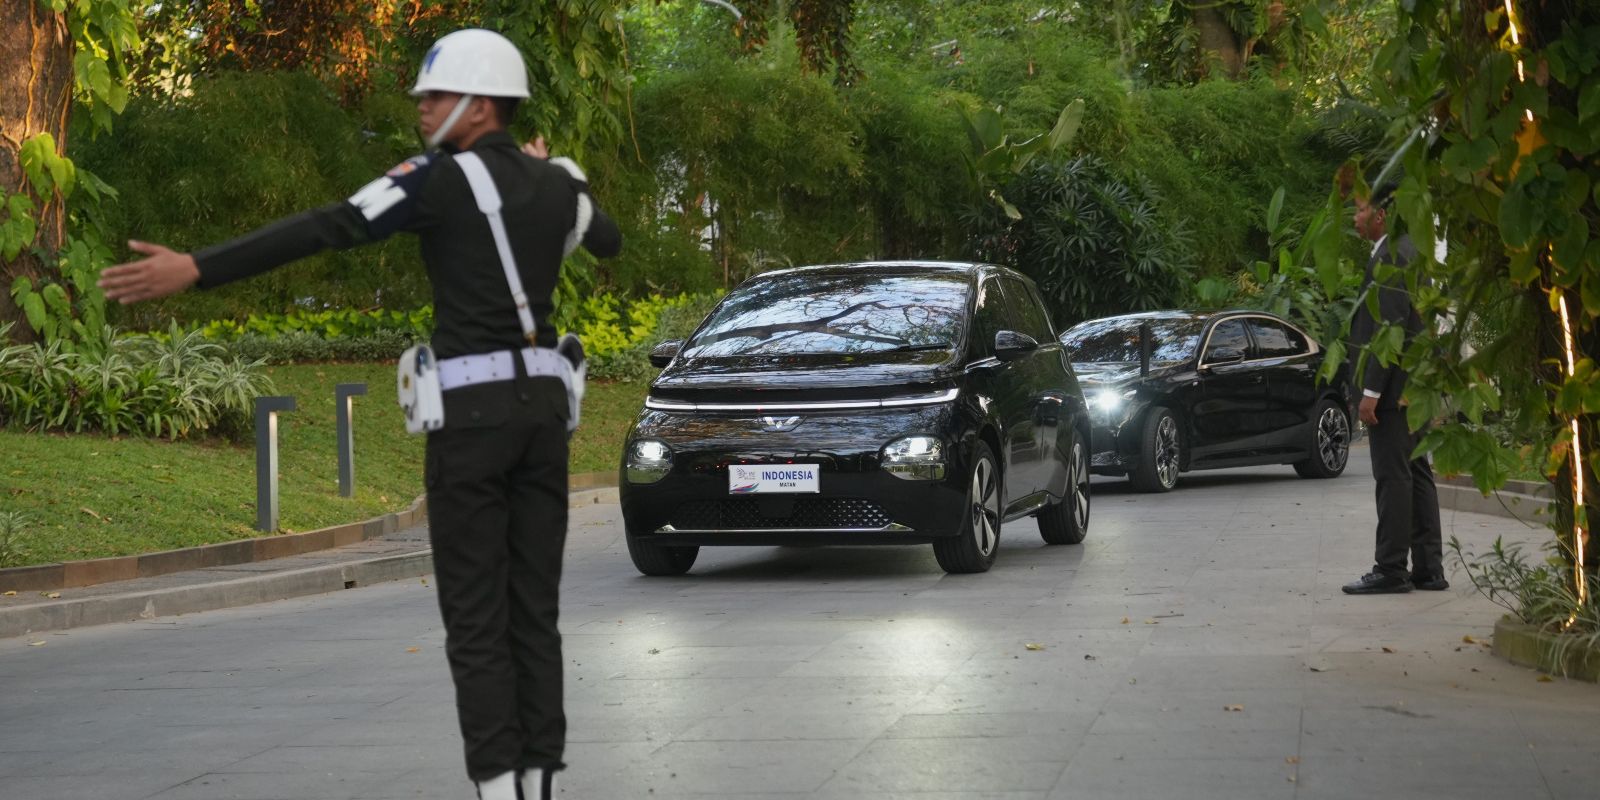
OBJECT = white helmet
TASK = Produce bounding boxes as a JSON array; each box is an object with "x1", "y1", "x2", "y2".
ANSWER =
[{"x1": 411, "y1": 29, "x2": 530, "y2": 99}]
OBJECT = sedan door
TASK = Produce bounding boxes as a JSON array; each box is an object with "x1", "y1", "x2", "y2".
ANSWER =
[
  {"x1": 1188, "y1": 317, "x2": 1273, "y2": 462},
  {"x1": 964, "y1": 278, "x2": 1039, "y2": 508},
  {"x1": 1244, "y1": 316, "x2": 1322, "y2": 455}
]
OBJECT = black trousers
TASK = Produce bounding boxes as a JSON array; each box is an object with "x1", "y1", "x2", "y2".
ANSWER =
[
  {"x1": 424, "y1": 374, "x2": 569, "y2": 782},
  {"x1": 1367, "y1": 405, "x2": 1443, "y2": 578}
]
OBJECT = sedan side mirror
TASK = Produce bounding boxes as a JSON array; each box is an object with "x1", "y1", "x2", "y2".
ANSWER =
[
  {"x1": 649, "y1": 339, "x2": 683, "y2": 368},
  {"x1": 993, "y1": 330, "x2": 1040, "y2": 362},
  {"x1": 1203, "y1": 346, "x2": 1245, "y2": 368}
]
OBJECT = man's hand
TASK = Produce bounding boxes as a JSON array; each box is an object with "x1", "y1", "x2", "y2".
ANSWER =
[
  {"x1": 98, "y1": 241, "x2": 200, "y2": 304},
  {"x1": 1359, "y1": 395, "x2": 1380, "y2": 426},
  {"x1": 522, "y1": 136, "x2": 549, "y2": 159}
]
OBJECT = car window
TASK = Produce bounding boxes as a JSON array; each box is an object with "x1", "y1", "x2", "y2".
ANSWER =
[
  {"x1": 1202, "y1": 318, "x2": 1253, "y2": 362},
  {"x1": 1246, "y1": 318, "x2": 1309, "y2": 358},
  {"x1": 1063, "y1": 317, "x2": 1205, "y2": 365},
  {"x1": 1001, "y1": 278, "x2": 1054, "y2": 342},
  {"x1": 683, "y1": 272, "x2": 970, "y2": 357},
  {"x1": 968, "y1": 278, "x2": 1004, "y2": 360}
]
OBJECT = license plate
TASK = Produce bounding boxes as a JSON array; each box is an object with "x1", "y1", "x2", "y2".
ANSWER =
[{"x1": 729, "y1": 464, "x2": 820, "y2": 494}]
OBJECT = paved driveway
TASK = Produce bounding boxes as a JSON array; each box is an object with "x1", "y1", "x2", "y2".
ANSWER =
[{"x1": 2, "y1": 451, "x2": 1594, "y2": 799}]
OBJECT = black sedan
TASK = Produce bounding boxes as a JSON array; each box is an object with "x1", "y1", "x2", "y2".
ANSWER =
[
  {"x1": 1060, "y1": 310, "x2": 1353, "y2": 492},
  {"x1": 619, "y1": 261, "x2": 1092, "y2": 575}
]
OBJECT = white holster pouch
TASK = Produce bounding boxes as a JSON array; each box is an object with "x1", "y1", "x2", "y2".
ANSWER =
[
  {"x1": 396, "y1": 343, "x2": 445, "y2": 434},
  {"x1": 395, "y1": 151, "x2": 584, "y2": 435}
]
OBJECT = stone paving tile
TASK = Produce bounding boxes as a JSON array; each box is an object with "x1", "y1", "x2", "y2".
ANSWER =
[
  {"x1": 819, "y1": 736, "x2": 1078, "y2": 794},
  {"x1": 1048, "y1": 755, "x2": 1296, "y2": 800}
]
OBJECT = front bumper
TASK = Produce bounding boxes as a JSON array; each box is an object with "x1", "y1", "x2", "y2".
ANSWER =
[{"x1": 619, "y1": 406, "x2": 972, "y2": 546}]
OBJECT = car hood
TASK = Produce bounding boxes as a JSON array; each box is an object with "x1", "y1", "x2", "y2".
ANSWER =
[{"x1": 654, "y1": 351, "x2": 959, "y2": 397}]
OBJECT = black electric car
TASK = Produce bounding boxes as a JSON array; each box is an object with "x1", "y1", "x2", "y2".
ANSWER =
[
  {"x1": 1061, "y1": 310, "x2": 1354, "y2": 492},
  {"x1": 619, "y1": 262, "x2": 1092, "y2": 576}
]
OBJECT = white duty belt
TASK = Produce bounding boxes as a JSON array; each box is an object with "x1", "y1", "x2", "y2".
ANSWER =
[{"x1": 396, "y1": 151, "x2": 584, "y2": 434}]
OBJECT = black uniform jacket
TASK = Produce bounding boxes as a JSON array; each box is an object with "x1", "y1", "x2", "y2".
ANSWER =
[
  {"x1": 192, "y1": 131, "x2": 621, "y2": 359},
  {"x1": 1347, "y1": 234, "x2": 1421, "y2": 409}
]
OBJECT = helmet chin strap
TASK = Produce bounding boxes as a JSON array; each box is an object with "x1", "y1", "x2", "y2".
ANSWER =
[{"x1": 428, "y1": 93, "x2": 475, "y2": 148}]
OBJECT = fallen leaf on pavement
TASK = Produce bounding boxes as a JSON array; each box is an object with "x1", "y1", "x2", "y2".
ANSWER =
[
  {"x1": 1025, "y1": 643, "x2": 1045, "y2": 651},
  {"x1": 28, "y1": 641, "x2": 45, "y2": 647},
  {"x1": 2, "y1": 591, "x2": 15, "y2": 597},
  {"x1": 1286, "y1": 756, "x2": 1300, "y2": 764},
  {"x1": 1120, "y1": 617, "x2": 1130, "y2": 624},
  {"x1": 1381, "y1": 646, "x2": 1395, "y2": 654},
  {"x1": 1144, "y1": 619, "x2": 1159, "y2": 625},
  {"x1": 1083, "y1": 654, "x2": 1096, "y2": 661},
  {"x1": 648, "y1": 648, "x2": 661, "y2": 655},
  {"x1": 1462, "y1": 635, "x2": 1477, "y2": 644},
  {"x1": 406, "y1": 647, "x2": 421, "y2": 654},
  {"x1": 42, "y1": 592, "x2": 60, "y2": 599},
  {"x1": 1537, "y1": 675, "x2": 1553, "y2": 683},
  {"x1": 1224, "y1": 704, "x2": 1244, "y2": 712}
]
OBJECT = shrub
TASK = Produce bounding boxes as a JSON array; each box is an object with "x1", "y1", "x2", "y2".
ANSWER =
[
  {"x1": 0, "y1": 322, "x2": 274, "y2": 440},
  {"x1": 966, "y1": 155, "x2": 1196, "y2": 329}
]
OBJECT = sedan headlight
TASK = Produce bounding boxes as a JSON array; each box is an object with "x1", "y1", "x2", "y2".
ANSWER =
[
  {"x1": 1090, "y1": 388, "x2": 1138, "y2": 419},
  {"x1": 626, "y1": 439, "x2": 673, "y2": 484},
  {"x1": 882, "y1": 435, "x2": 946, "y2": 481}
]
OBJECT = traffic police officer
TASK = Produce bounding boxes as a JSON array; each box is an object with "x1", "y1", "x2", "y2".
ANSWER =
[{"x1": 98, "y1": 28, "x2": 618, "y2": 800}]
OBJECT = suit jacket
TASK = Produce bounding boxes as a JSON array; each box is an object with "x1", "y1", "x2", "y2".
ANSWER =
[{"x1": 1347, "y1": 234, "x2": 1422, "y2": 409}]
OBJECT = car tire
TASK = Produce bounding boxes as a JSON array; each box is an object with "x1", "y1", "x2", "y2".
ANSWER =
[
  {"x1": 1130, "y1": 406, "x2": 1181, "y2": 493},
  {"x1": 1038, "y1": 429, "x2": 1089, "y2": 545},
  {"x1": 625, "y1": 530, "x2": 699, "y2": 576},
  {"x1": 933, "y1": 441, "x2": 1002, "y2": 574},
  {"x1": 1294, "y1": 398, "x2": 1351, "y2": 479}
]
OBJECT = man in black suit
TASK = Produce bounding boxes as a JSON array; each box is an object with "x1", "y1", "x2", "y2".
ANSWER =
[{"x1": 1342, "y1": 187, "x2": 1447, "y2": 595}]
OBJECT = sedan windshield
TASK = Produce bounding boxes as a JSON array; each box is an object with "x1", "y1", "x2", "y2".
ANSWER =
[
  {"x1": 683, "y1": 272, "x2": 969, "y2": 357},
  {"x1": 1063, "y1": 317, "x2": 1204, "y2": 365}
]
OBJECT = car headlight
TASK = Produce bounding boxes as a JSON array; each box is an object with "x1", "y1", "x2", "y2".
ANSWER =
[
  {"x1": 625, "y1": 439, "x2": 673, "y2": 484},
  {"x1": 1091, "y1": 388, "x2": 1137, "y2": 416},
  {"x1": 882, "y1": 435, "x2": 946, "y2": 481}
]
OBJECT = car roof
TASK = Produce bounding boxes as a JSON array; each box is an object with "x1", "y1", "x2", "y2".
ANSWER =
[
  {"x1": 1067, "y1": 308, "x2": 1289, "y2": 328},
  {"x1": 748, "y1": 260, "x2": 1019, "y2": 283}
]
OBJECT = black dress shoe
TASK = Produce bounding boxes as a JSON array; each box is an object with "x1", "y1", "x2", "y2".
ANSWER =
[
  {"x1": 1410, "y1": 573, "x2": 1450, "y2": 591},
  {"x1": 1342, "y1": 571, "x2": 1413, "y2": 594}
]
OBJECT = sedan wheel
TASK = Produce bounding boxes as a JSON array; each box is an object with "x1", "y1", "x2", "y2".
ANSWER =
[
  {"x1": 1294, "y1": 399, "x2": 1350, "y2": 479},
  {"x1": 934, "y1": 441, "x2": 1002, "y2": 573},
  {"x1": 1131, "y1": 406, "x2": 1181, "y2": 493},
  {"x1": 1039, "y1": 430, "x2": 1089, "y2": 545}
]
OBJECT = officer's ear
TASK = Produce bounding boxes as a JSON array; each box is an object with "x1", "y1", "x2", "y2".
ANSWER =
[{"x1": 470, "y1": 96, "x2": 498, "y2": 128}]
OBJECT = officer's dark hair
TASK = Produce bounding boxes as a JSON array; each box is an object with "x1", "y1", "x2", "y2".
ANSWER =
[
  {"x1": 489, "y1": 97, "x2": 520, "y2": 128},
  {"x1": 1370, "y1": 180, "x2": 1400, "y2": 209}
]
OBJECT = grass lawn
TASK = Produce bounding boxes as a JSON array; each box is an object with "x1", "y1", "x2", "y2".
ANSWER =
[{"x1": 1, "y1": 363, "x2": 647, "y2": 567}]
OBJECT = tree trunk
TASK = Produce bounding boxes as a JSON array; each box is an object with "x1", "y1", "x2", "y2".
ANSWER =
[
  {"x1": 1191, "y1": 5, "x2": 1246, "y2": 79},
  {"x1": 0, "y1": 3, "x2": 73, "y2": 344}
]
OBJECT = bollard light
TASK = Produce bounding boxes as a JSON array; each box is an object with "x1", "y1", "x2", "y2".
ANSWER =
[
  {"x1": 255, "y1": 396, "x2": 297, "y2": 532},
  {"x1": 335, "y1": 383, "x2": 368, "y2": 498}
]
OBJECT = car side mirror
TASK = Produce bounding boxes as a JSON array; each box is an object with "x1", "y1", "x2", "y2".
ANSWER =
[
  {"x1": 1203, "y1": 346, "x2": 1245, "y2": 368},
  {"x1": 648, "y1": 339, "x2": 682, "y2": 368},
  {"x1": 993, "y1": 330, "x2": 1039, "y2": 362}
]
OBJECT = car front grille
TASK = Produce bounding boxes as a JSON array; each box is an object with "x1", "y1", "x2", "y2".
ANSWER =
[{"x1": 669, "y1": 497, "x2": 894, "y2": 531}]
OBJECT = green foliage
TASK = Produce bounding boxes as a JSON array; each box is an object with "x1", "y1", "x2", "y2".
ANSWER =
[
  {"x1": 1352, "y1": 0, "x2": 1600, "y2": 628},
  {"x1": 560, "y1": 291, "x2": 722, "y2": 382},
  {"x1": 0, "y1": 511, "x2": 28, "y2": 569},
  {"x1": 1245, "y1": 185, "x2": 1364, "y2": 355},
  {"x1": 71, "y1": 71, "x2": 429, "y2": 325},
  {"x1": 0, "y1": 322, "x2": 274, "y2": 439},
  {"x1": 966, "y1": 154, "x2": 1196, "y2": 327},
  {"x1": 1450, "y1": 536, "x2": 1600, "y2": 670}
]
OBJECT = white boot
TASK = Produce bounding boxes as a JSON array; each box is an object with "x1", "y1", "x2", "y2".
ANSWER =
[
  {"x1": 520, "y1": 767, "x2": 556, "y2": 799},
  {"x1": 476, "y1": 770, "x2": 519, "y2": 800}
]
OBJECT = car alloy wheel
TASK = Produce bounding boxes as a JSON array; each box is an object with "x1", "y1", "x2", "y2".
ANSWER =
[
  {"x1": 1070, "y1": 438, "x2": 1090, "y2": 531},
  {"x1": 935, "y1": 442, "x2": 1002, "y2": 573},
  {"x1": 1153, "y1": 414, "x2": 1180, "y2": 489},
  {"x1": 1316, "y1": 404, "x2": 1350, "y2": 472},
  {"x1": 971, "y1": 457, "x2": 1000, "y2": 557}
]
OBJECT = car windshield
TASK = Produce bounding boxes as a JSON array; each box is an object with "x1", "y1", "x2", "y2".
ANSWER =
[
  {"x1": 1063, "y1": 317, "x2": 1204, "y2": 365},
  {"x1": 683, "y1": 272, "x2": 970, "y2": 357}
]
